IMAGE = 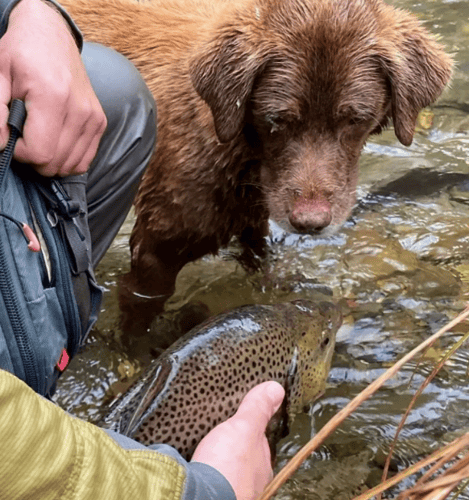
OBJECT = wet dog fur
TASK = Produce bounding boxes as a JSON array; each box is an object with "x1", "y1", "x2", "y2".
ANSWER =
[{"x1": 62, "y1": 0, "x2": 453, "y2": 335}]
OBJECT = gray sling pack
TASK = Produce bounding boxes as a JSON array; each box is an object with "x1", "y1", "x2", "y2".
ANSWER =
[{"x1": 0, "y1": 99, "x2": 103, "y2": 397}]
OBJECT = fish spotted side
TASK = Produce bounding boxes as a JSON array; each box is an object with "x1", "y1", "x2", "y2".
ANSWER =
[{"x1": 101, "y1": 299, "x2": 342, "y2": 459}]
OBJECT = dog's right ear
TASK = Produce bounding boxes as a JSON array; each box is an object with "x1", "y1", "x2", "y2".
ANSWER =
[{"x1": 189, "y1": 29, "x2": 265, "y2": 143}]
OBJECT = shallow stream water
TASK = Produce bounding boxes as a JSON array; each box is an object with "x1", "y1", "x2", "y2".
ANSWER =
[{"x1": 54, "y1": 1, "x2": 469, "y2": 497}]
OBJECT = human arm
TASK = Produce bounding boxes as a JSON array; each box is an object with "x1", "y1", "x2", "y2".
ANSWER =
[
  {"x1": 0, "y1": 0, "x2": 82, "y2": 47},
  {"x1": 0, "y1": 0, "x2": 106, "y2": 177},
  {"x1": 0, "y1": 369, "x2": 283, "y2": 500}
]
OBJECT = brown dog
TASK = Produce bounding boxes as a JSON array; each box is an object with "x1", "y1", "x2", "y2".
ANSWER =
[{"x1": 62, "y1": 0, "x2": 452, "y2": 335}]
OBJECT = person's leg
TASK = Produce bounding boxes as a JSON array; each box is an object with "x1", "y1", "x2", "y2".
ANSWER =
[{"x1": 60, "y1": 42, "x2": 157, "y2": 269}]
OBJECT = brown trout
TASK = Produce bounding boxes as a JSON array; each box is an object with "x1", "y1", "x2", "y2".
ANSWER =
[{"x1": 102, "y1": 300, "x2": 341, "y2": 459}]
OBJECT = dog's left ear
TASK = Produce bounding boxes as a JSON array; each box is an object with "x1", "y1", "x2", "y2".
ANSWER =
[
  {"x1": 189, "y1": 28, "x2": 266, "y2": 143},
  {"x1": 378, "y1": 13, "x2": 453, "y2": 146}
]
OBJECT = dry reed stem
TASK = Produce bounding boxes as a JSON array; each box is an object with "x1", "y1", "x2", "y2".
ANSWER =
[
  {"x1": 379, "y1": 326, "x2": 469, "y2": 496},
  {"x1": 400, "y1": 456, "x2": 469, "y2": 500},
  {"x1": 351, "y1": 433, "x2": 469, "y2": 500},
  {"x1": 256, "y1": 304, "x2": 469, "y2": 500}
]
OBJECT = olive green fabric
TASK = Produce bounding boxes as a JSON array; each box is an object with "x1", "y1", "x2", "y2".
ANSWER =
[{"x1": 0, "y1": 369, "x2": 186, "y2": 499}]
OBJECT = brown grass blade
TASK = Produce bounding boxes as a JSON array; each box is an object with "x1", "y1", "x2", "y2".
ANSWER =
[
  {"x1": 350, "y1": 433, "x2": 469, "y2": 500},
  {"x1": 379, "y1": 325, "x2": 469, "y2": 496}
]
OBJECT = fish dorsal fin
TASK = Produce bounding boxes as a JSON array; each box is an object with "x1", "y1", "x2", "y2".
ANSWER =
[{"x1": 125, "y1": 359, "x2": 173, "y2": 435}]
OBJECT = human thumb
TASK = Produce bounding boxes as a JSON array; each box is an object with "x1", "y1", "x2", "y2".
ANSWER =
[{"x1": 234, "y1": 381, "x2": 285, "y2": 430}]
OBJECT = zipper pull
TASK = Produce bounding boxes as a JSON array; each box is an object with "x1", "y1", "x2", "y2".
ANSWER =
[
  {"x1": 0, "y1": 213, "x2": 41, "y2": 252},
  {"x1": 22, "y1": 222, "x2": 41, "y2": 252},
  {"x1": 50, "y1": 180, "x2": 81, "y2": 219}
]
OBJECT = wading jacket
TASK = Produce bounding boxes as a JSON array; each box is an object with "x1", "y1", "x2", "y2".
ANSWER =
[{"x1": 0, "y1": 369, "x2": 236, "y2": 499}]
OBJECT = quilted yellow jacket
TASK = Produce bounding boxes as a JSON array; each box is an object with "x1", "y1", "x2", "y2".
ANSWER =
[{"x1": 0, "y1": 369, "x2": 235, "y2": 500}]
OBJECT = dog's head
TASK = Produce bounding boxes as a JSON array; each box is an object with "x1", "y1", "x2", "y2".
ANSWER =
[{"x1": 189, "y1": 0, "x2": 453, "y2": 235}]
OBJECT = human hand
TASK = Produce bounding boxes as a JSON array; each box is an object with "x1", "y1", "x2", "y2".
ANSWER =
[
  {"x1": 191, "y1": 381, "x2": 285, "y2": 500},
  {"x1": 0, "y1": 0, "x2": 106, "y2": 177}
]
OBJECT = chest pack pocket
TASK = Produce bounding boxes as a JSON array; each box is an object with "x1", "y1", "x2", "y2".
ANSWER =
[{"x1": 0, "y1": 99, "x2": 103, "y2": 397}]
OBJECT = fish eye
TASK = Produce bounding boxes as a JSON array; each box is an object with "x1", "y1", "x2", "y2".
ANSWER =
[{"x1": 321, "y1": 337, "x2": 330, "y2": 349}]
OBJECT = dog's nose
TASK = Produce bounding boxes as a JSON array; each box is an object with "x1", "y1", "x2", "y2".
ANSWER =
[
  {"x1": 289, "y1": 209, "x2": 332, "y2": 232},
  {"x1": 289, "y1": 196, "x2": 332, "y2": 232}
]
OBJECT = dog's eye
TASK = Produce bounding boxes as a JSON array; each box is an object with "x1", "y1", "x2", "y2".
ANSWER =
[
  {"x1": 265, "y1": 113, "x2": 285, "y2": 133},
  {"x1": 348, "y1": 117, "x2": 365, "y2": 126},
  {"x1": 347, "y1": 116, "x2": 373, "y2": 129}
]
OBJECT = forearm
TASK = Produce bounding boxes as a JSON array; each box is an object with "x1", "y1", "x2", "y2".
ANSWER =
[
  {"x1": 0, "y1": 369, "x2": 235, "y2": 500},
  {"x1": 0, "y1": 0, "x2": 83, "y2": 48},
  {"x1": 106, "y1": 432, "x2": 237, "y2": 500}
]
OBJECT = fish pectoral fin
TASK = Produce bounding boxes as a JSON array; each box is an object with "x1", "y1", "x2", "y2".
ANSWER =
[
  {"x1": 265, "y1": 347, "x2": 299, "y2": 464},
  {"x1": 266, "y1": 401, "x2": 289, "y2": 465},
  {"x1": 285, "y1": 346, "x2": 300, "y2": 416}
]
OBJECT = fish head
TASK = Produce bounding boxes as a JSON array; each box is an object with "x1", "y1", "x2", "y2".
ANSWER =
[{"x1": 289, "y1": 299, "x2": 342, "y2": 408}]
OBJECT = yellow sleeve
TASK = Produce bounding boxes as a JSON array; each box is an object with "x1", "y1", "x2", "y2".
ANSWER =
[{"x1": 0, "y1": 369, "x2": 186, "y2": 500}]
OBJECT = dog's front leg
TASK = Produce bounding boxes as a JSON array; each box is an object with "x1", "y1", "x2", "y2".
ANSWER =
[
  {"x1": 118, "y1": 248, "x2": 183, "y2": 339},
  {"x1": 237, "y1": 220, "x2": 270, "y2": 273}
]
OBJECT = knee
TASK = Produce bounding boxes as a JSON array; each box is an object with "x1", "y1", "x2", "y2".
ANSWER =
[{"x1": 82, "y1": 42, "x2": 157, "y2": 157}]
